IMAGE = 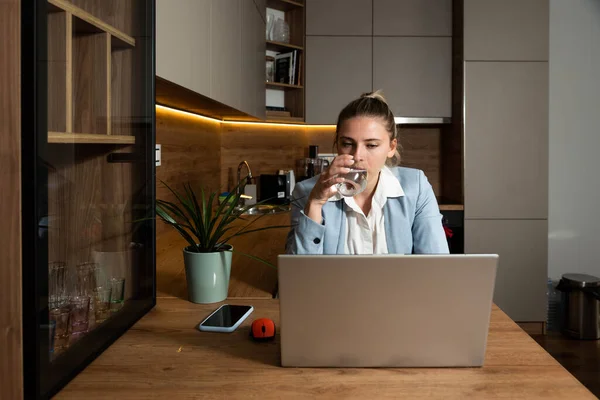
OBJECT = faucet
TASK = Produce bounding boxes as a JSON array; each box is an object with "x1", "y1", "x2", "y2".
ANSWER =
[{"x1": 236, "y1": 161, "x2": 253, "y2": 204}]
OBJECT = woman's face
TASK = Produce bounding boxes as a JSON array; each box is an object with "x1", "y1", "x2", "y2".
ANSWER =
[{"x1": 336, "y1": 116, "x2": 397, "y2": 179}]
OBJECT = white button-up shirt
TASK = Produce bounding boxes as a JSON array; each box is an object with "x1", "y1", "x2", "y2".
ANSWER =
[{"x1": 327, "y1": 166, "x2": 405, "y2": 254}]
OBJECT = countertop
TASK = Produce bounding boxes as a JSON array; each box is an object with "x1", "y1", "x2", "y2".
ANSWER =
[{"x1": 55, "y1": 298, "x2": 594, "y2": 399}]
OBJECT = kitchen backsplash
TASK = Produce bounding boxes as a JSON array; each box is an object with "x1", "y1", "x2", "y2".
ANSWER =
[{"x1": 156, "y1": 106, "x2": 444, "y2": 223}]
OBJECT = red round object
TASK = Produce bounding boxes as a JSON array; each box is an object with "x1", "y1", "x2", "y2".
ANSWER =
[{"x1": 250, "y1": 318, "x2": 276, "y2": 340}]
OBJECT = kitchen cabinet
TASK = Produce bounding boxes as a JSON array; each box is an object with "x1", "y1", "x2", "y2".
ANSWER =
[
  {"x1": 253, "y1": 0, "x2": 266, "y2": 22},
  {"x1": 465, "y1": 219, "x2": 548, "y2": 322},
  {"x1": 156, "y1": 0, "x2": 266, "y2": 120},
  {"x1": 13, "y1": 0, "x2": 157, "y2": 398},
  {"x1": 305, "y1": 36, "x2": 372, "y2": 125},
  {"x1": 306, "y1": 0, "x2": 372, "y2": 36},
  {"x1": 464, "y1": 61, "x2": 548, "y2": 219},
  {"x1": 210, "y1": 0, "x2": 242, "y2": 111},
  {"x1": 373, "y1": 0, "x2": 452, "y2": 36},
  {"x1": 464, "y1": 0, "x2": 549, "y2": 61},
  {"x1": 373, "y1": 37, "x2": 452, "y2": 118},
  {"x1": 242, "y1": 0, "x2": 266, "y2": 119},
  {"x1": 156, "y1": 0, "x2": 194, "y2": 91},
  {"x1": 190, "y1": 0, "x2": 212, "y2": 97}
]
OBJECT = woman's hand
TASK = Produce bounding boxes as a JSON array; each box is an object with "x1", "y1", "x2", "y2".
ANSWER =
[{"x1": 304, "y1": 155, "x2": 354, "y2": 222}]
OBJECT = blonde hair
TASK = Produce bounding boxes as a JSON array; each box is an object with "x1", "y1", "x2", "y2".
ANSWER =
[{"x1": 334, "y1": 90, "x2": 401, "y2": 167}]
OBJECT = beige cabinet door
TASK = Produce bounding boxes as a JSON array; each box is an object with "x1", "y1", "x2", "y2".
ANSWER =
[
  {"x1": 465, "y1": 219, "x2": 548, "y2": 322},
  {"x1": 241, "y1": 0, "x2": 266, "y2": 119},
  {"x1": 373, "y1": 37, "x2": 451, "y2": 118},
  {"x1": 305, "y1": 36, "x2": 372, "y2": 125},
  {"x1": 211, "y1": 0, "x2": 242, "y2": 110},
  {"x1": 306, "y1": 0, "x2": 372, "y2": 36},
  {"x1": 190, "y1": 0, "x2": 212, "y2": 97},
  {"x1": 373, "y1": 0, "x2": 452, "y2": 36},
  {"x1": 253, "y1": 0, "x2": 266, "y2": 22},
  {"x1": 464, "y1": 61, "x2": 548, "y2": 219},
  {"x1": 156, "y1": 0, "x2": 194, "y2": 89},
  {"x1": 464, "y1": 0, "x2": 549, "y2": 61}
]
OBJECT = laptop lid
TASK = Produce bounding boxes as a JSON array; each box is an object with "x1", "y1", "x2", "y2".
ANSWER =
[{"x1": 277, "y1": 254, "x2": 498, "y2": 368}]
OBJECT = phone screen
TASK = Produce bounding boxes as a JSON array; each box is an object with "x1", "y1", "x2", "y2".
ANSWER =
[{"x1": 201, "y1": 305, "x2": 252, "y2": 328}]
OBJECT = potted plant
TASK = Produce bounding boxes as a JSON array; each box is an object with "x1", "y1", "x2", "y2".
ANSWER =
[{"x1": 156, "y1": 180, "x2": 290, "y2": 304}]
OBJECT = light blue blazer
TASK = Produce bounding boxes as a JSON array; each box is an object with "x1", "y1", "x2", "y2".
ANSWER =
[{"x1": 285, "y1": 166, "x2": 450, "y2": 254}]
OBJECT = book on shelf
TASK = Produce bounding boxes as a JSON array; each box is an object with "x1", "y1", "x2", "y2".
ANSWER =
[{"x1": 274, "y1": 49, "x2": 301, "y2": 86}]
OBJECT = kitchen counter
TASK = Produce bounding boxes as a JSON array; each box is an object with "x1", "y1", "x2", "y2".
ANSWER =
[{"x1": 55, "y1": 298, "x2": 594, "y2": 399}]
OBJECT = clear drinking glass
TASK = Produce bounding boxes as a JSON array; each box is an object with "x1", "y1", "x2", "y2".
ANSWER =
[
  {"x1": 50, "y1": 307, "x2": 70, "y2": 354},
  {"x1": 69, "y1": 295, "x2": 90, "y2": 341},
  {"x1": 75, "y1": 262, "x2": 98, "y2": 296},
  {"x1": 94, "y1": 287, "x2": 112, "y2": 323},
  {"x1": 49, "y1": 262, "x2": 68, "y2": 309},
  {"x1": 109, "y1": 278, "x2": 125, "y2": 313},
  {"x1": 336, "y1": 169, "x2": 368, "y2": 197}
]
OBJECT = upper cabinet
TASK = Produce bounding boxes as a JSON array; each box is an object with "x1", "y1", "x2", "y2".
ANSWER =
[
  {"x1": 210, "y1": 0, "x2": 242, "y2": 111},
  {"x1": 305, "y1": 0, "x2": 453, "y2": 124},
  {"x1": 156, "y1": 0, "x2": 266, "y2": 120},
  {"x1": 373, "y1": 37, "x2": 452, "y2": 118},
  {"x1": 373, "y1": 0, "x2": 452, "y2": 36},
  {"x1": 254, "y1": 0, "x2": 267, "y2": 22},
  {"x1": 464, "y1": 0, "x2": 549, "y2": 61},
  {"x1": 242, "y1": 0, "x2": 266, "y2": 119},
  {"x1": 306, "y1": 0, "x2": 372, "y2": 36},
  {"x1": 305, "y1": 36, "x2": 372, "y2": 124},
  {"x1": 190, "y1": 0, "x2": 213, "y2": 97},
  {"x1": 156, "y1": 0, "x2": 195, "y2": 91}
]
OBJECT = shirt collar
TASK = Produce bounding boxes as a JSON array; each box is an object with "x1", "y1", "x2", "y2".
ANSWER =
[{"x1": 327, "y1": 166, "x2": 405, "y2": 202}]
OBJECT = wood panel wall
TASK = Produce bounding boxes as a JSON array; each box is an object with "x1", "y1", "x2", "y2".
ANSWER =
[
  {"x1": 399, "y1": 128, "x2": 442, "y2": 196},
  {"x1": 155, "y1": 107, "x2": 221, "y2": 236},
  {"x1": 220, "y1": 124, "x2": 441, "y2": 196},
  {"x1": 0, "y1": 0, "x2": 23, "y2": 397},
  {"x1": 157, "y1": 111, "x2": 443, "y2": 205},
  {"x1": 220, "y1": 124, "x2": 337, "y2": 191}
]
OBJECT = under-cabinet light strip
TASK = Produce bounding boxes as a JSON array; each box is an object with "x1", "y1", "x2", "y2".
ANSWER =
[{"x1": 155, "y1": 104, "x2": 335, "y2": 128}]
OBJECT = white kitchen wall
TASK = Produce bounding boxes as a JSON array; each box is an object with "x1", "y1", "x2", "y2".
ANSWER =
[{"x1": 548, "y1": 0, "x2": 600, "y2": 280}]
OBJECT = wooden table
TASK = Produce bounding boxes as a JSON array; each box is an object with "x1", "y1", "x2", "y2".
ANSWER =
[{"x1": 56, "y1": 298, "x2": 594, "y2": 399}]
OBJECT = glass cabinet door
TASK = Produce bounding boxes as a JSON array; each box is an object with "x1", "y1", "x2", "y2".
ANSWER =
[{"x1": 22, "y1": 1, "x2": 155, "y2": 398}]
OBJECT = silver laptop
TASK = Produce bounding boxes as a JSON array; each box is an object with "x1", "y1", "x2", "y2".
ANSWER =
[{"x1": 277, "y1": 254, "x2": 498, "y2": 368}]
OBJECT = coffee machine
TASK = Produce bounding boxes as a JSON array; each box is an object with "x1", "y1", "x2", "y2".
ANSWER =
[{"x1": 258, "y1": 170, "x2": 295, "y2": 205}]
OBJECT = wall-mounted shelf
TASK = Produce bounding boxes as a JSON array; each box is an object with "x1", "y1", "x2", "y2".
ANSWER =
[
  {"x1": 47, "y1": 0, "x2": 136, "y2": 145},
  {"x1": 266, "y1": 82, "x2": 304, "y2": 90},
  {"x1": 266, "y1": 0, "x2": 304, "y2": 12},
  {"x1": 48, "y1": 132, "x2": 135, "y2": 144},
  {"x1": 266, "y1": 40, "x2": 303, "y2": 53},
  {"x1": 265, "y1": 1, "x2": 305, "y2": 122},
  {"x1": 48, "y1": 0, "x2": 135, "y2": 48}
]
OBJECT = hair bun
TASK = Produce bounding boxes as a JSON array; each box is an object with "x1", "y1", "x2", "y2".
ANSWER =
[{"x1": 360, "y1": 89, "x2": 388, "y2": 104}]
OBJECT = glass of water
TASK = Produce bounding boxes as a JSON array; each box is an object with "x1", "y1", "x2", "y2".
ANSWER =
[{"x1": 336, "y1": 169, "x2": 368, "y2": 197}]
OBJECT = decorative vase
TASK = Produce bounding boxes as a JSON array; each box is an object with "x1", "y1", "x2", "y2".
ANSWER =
[{"x1": 183, "y1": 245, "x2": 232, "y2": 304}]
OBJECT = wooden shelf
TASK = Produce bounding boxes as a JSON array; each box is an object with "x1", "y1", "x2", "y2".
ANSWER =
[
  {"x1": 48, "y1": 0, "x2": 135, "y2": 48},
  {"x1": 266, "y1": 40, "x2": 303, "y2": 52},
  {"x1": 48, "y1": 132, "x2": 135, "y2": 144},
  {"x1": 266, "y1": 82, "x2": 304, "y2": 90},
  {"x1": 266, "y1": 0, "x2": 304, "y2": 12}
]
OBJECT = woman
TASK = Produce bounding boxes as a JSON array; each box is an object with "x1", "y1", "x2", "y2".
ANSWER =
[{"x1": 286, "y1": 91, "x2": 449, "y2": 255}]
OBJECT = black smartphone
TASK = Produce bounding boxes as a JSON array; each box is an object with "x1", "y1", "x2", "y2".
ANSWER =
[{"x1": 198, "y1": 304, "x2": 254, "y2": 332}]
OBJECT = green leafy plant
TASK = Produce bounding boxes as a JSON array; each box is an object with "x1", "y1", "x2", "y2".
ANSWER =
[{"x1": 156, "y1": 180, "x2": 291, "y2": 267}]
